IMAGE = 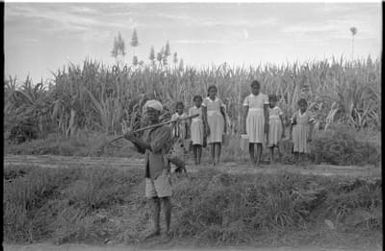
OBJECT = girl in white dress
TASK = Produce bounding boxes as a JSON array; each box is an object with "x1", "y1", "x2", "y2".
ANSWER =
[
  {"x1": 267, "y1": 95, "x2": 285, "y2": 163},
  {"x1": 242, "y1": 80, "x2": 269, "y2": 167},
  {"x1": 171, "y1": 102, "x2": 189, "y2": 156},
  {"x1": 202, "y1": 85, "x2": 227, "y2": 166},
  {"x1": 189, "y1": 95, "x2": 204, "y2": 165},
  {"x1": 289, "y1": 98, "x2": 315, "y2": 164}
]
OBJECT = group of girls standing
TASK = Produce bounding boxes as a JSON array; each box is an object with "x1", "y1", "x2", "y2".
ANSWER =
[{"x1": 171, "y1": 80, "x2": 315, "y2": 166}]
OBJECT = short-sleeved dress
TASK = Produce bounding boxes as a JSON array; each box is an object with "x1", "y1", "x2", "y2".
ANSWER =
[
  {"x1": 171, "y1": 112, "x2": 188, "y2": 139},
  {"x1": 189, "y1": 106, "x2": 204, "y2": 145},
  {"x1": 243, "y1": 93, "x2": 269, "y2": 143},
  {"x1": 291, "y1": 110, "x2": 315, "y2": 153},
  {"x1": 268, "y1": 106, "x2": 284, "y2": 147},
  {"x1": 202, "y1": 97, "x2": 225, "y2": 144}
]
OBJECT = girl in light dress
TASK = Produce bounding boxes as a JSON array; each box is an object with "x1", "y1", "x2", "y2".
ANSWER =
[
  {"x1": 290, "y1": 98, "x2": 316, "y2": 164},
  {"x1": 202, "y1": 85, "x2": 227, "y2": 166},
  {"x1": 267, "y1": 95, "x2": 285, "y2": 163},
  {"x1": 242, "y1": 80, "x2": 269, "y2": 167},
  {"x1": 188, "y1": 95, "x2": 204, "y2": 165},
  {"x1": 171, "y1": 101, "x2": 189, "y2": 155}
]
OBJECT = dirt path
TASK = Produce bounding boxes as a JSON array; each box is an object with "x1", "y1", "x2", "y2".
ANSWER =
[{"x1": 4, "y1": 154, "x2": 381, "y2": 178}]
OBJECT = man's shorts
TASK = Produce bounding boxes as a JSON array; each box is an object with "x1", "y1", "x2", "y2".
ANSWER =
[{"x1": 145, "y1": 173, "x2": 172, "y2": 198}]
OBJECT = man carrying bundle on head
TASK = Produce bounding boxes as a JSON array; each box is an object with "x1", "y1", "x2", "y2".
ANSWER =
[{"x1": 124, "y1": 99, "x2": 173, "y2": 239}]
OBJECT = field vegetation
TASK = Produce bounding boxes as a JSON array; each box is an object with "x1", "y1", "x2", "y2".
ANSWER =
[
  {"x1": 3, "y1": 56, "x2": 381, "y2": 166},
  {"x1": 3, "y1": 165, "x2": 382, "y2": 249},
  {"x1": 3, "y1": 41, "x2": 381, "y2": 247}
]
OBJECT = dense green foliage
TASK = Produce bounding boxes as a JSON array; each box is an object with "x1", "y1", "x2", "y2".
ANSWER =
[{"x1": 4, "y1": 56, "x2": 381, "y2": 143}]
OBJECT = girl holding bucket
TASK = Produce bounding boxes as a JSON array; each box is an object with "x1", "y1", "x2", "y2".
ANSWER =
[{"x1": 242, "y1": 80, "x2": 269, "y2": 167}]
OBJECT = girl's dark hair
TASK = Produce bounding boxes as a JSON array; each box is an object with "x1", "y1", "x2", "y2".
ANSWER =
[
  {"x1": 297, "y1": 98, "x2": 307, "y2": 106},
  {"x1": 268, "y1": 94, "x2": 277, "y2": 102},
  {"x1": 251, "y1": 80, "x2": 260, "y2": 88},
  {"x1": 175, "y1": 101, "x2": 184, "y2": 108},
  {"x1": 207, "y1": 85, "x2": 217, "y2": 94},
  {"x1": 193, "y1": 95, "x2": 203, "y2": 102}
]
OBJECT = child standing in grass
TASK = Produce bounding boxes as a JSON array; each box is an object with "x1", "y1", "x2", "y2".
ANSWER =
[
  {"x1": 202, "y1": 85, "x2": 227, "y2": 166},
  {"x1": 242, "y1": 80, "x2": 269, "y2": 167},
  {"x1": 267, "y1": 95, "x2": 285, "y2": 163},
  {"x1": 171, "y1": 102, "x2": 189, "y2": 156},
  {"x1": 189, "y1": 95, "x2": 204, "y2": 165},
  {"x1": 289, "y1": 98, "x2": 316, "y2": 164},
  {"x1": 171, "y1": 101, "x2": 189, "y2": 140}
]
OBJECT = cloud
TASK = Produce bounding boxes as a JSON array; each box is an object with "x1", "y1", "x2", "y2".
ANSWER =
[
  {"x1": 155, "y1": 11, "x2": 278, "y2": 28},
  {"x1": 174, "y1": 40, "x2": 228, "y2": 44},
  {"x1": 5, "y1": 4, "x2": 137, "y2": 33},
  {"x1": 173, "y1": 39, "x2": 281, "y2": 46},
  {"x1": 281, "y1": 17, "x2": 378, "y2": 41},
  {"x1": 243, "y1": 29, "x2": 249, "y2": 40},
  {"x1": 24, "y1": 38, "x2": 39, "y2": 43}
]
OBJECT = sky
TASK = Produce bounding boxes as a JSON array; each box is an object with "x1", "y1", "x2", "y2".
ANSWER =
[{"x1": 4, "y1": 2, "x2": 382, "y2": 82}]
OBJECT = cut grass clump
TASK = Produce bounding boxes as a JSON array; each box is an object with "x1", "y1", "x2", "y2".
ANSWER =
[
  {"x1": 172, "y1": 170, "x2": 381, "y2": 246},
  {"x1": 3, "y1": 165, "x2": 142, "y2": 243},
  {"x1": 310, "y1": 125, "x2": 380, "y2": 166},
  {"x1": 175, "y1": 171, "x2": 326, "y2": 244},
  {"x1": 322, "y1": 178, "x2": 382, "y2": 230}
]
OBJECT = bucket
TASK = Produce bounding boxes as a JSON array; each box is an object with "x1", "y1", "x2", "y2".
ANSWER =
[
  {"x1": 240, "y1": 134, "x2": 249, "y2": 151},
  {"x1": 184, "y1": 139, "x2": 192, "y2": 152},
  {"x1": 222, "y1": 134, "x2": 230, "y2": 146}
]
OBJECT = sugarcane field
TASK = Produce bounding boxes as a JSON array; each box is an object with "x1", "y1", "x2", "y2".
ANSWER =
[{"x1": 3, "y1": 2, "x2": 382, "y2": 251}]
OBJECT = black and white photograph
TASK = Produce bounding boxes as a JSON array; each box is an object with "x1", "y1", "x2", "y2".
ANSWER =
[{"x1": 3, "y1": 0, "x2": 382, "y2": 250}]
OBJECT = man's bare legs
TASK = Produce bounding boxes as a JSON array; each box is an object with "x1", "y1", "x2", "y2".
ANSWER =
[
  {"x1": 145, "y1": 197, "x2": 161, "y2": 239},
  {"x1": 161, "y1": 197, "x2": 172, "y2": 236}
]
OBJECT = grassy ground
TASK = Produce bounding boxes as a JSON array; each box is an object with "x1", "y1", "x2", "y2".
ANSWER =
[{"x1": 3, "y1": 164, "x2": 382, "y2": 250}]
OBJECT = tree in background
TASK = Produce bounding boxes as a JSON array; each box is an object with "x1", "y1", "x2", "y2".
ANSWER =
[
  {"x1": 173, "y1": 52, "x2": 178, "y2": 66},
  {"x1": 149, "y1": 46, "x2": 155, "y2": 66},
  {"x1": 350, "y1": 27, "x2": 357, "y2": 60},
  {"x1": 132, "y1": 56, "x2": 138, "y2": 66},
  {"x1": 131, "y1": 29, "x2": 139, "y2": 66},
  {"x1": 178, "y1": 59, "x2": 184, "y2": 71},
  {"x1": 157, "y1": 47, "x2": 164, "y2": 67},
  {"x1": 111, "y1": 32, "x2": 126, "y2": 67}
]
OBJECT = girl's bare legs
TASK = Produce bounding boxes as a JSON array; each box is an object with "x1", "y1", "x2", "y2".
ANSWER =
[
  {"x1": 294, "y1": 152, "x2": 299, "y2": 165},
  {"x1": 269, "y1": 146, "x2": 274, "y2": 164},
  {"x1": 193, "y1": 145, "x2": 198, "y2": 165},
  {"x1": 197, "y1": 145, "x2": 202, "y2": 165},
  {"x1": 248, "y1": 143, "x2": 255, "y2": 166},
  {"x1": 256, "y1": 143, "x2": 263, "y2": 166},
  {"x1": 277, "y1": 146, "x2": 282, "y2": 163},
  {"x1": 215, "y1": 143, "x2": 222, "y2": 164},
  {"x1": 299, "y1": 153, "x2": 305, "y2": 165},
  {"x1": 210, "y1": 143, "x2": 216, "y2": 165}
]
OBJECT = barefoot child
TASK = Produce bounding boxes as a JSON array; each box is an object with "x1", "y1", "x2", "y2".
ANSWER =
[
  {"x1": 267, "y1": 95, "x2": 285, "y2": 163},
  {"x1": 170, "y1": 102, "x2": 189, "y2": 156},
  {"x1": 171, "y1": 101, "x2": 188, "y2": 140},
  {"x1": 202, "y1": 85, "x2": 227, "y2": 166},
  {"x1": 189, "y1": 95, "x2": 204, "y2": 165},
  {"x1": 242, "y1": 80, "x2": 269, "y2": 167},
  {"x1": 289, "y1": 98, "x2": 316, "y2": 164}
]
